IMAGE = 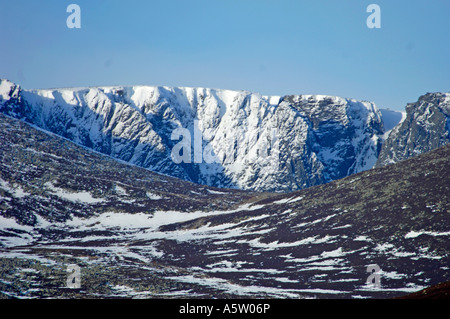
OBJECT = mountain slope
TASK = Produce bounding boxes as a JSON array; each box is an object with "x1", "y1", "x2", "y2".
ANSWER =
[
  {"x1": 394, "y1": 280, "x2": 450, "y2": 299},
  {"x1": 1, "y1": 113, "x2": 448, "y2": 299},
  {"x1": 0, "y1": 79, "x2": 384, "y2": 192}
]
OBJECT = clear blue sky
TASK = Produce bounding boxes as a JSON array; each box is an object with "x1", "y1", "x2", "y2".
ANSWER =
[{"x1": 1, "y1": 0, "x2": 449, "y2": 111}]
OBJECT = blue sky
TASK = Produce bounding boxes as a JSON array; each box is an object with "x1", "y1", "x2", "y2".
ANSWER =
[{"x1": 0, "y1": 0, "x2": 449, "y2": 111}]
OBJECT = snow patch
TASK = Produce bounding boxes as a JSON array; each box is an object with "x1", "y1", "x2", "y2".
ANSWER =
[
  {"x1": 44, "y1": 182, "x2": 105, "y2": 204},
  {"x1": 405, "y1": 230, "x2": 450, "y2": 239},
  {"x1": 0, "y1": 179, "x2": 30, "y2": 198},
  {"x1": 146, "y1": 192, "x2": 163, "y2": 200}
]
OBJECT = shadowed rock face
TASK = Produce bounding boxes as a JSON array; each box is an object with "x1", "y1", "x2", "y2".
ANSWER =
[
  {"x1": 0, "y1": 79, "x2": 384, "y2": 192},
  {"x1": 0, "y1": 113, "x2": 449, "y2": 299},
  {"x1": 376, "y1": 92, "x2": 450, "y2": 167}
]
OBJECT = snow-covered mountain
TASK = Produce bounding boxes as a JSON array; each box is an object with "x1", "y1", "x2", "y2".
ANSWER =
[
  {"x1": 376, "y1": 92, "x2": 450, "y2": 167},
  {"x1": 0, "y1": 79, "x2": 385, "y2": 192}
]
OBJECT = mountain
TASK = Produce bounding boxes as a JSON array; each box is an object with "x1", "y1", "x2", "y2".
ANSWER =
[
  {"x1": 376, "y1": 92, "x2": 450, "y2": 167},
  {"x1": 1, "y1": 113, "x2": 448, "y2": 299},
  {"x1": 0, "y1": 79, "x2": 385, "y2": 192}
]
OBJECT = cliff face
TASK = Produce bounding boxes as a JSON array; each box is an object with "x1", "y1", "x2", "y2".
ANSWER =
[
  {"x1": 0, "y1": 79, "x2": 384, "y2": 192},
  {"x1": 376, "y1": 92, "x2": 450, "y2": 167}
]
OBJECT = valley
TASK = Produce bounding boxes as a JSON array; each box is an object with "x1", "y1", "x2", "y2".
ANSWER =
[{"x1": 0, "y1": 112, "x2": 448, "y2": 299}]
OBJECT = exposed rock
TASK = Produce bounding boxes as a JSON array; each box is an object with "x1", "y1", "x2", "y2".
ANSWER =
[{"x1": 376, "y1": 92, "x2": 450, "y2": 167}]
